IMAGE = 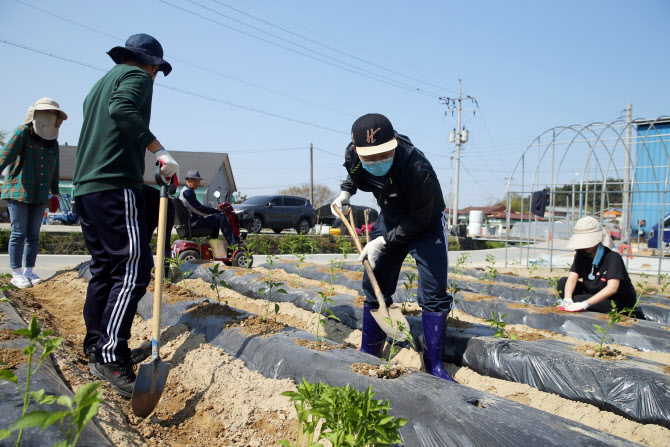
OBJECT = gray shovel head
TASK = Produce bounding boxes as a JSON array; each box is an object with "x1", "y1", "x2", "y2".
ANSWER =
[{"x1": 131, "y1": 357, "x2": 170, "y2": 418}]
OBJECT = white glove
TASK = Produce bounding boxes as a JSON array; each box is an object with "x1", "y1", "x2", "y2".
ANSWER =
[
  {"x1": 330, "y1": 191, "x2": 352, "y2": 215},
  {"x1": 560, "y1": 301, "x2": 590, "y2": 312},
  {"x1": 358, "y1": 236, "x2": 386, "y2": 270},
  {"x1": 560, "y1": 297, "x2": 574, "y2": 307},
  {"x1": 153, "y1": 148, "x2": 179, "y2": 178}
]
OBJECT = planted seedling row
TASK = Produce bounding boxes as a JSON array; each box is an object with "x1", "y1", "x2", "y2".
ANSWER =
[
  {"x1": 130, "y1": 285, "x2": 642, "y2": 447},
  {"x1": 176, "y1": 261, "x2": 670, "y2": 428}
]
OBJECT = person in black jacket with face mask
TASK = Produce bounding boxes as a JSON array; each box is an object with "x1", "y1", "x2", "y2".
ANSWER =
[{"x1": 331, "y1": 113, "x2": 456, "y2": 383}]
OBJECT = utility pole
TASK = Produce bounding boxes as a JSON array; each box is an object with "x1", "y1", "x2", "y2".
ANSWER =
[
  {"x1": 310, "y1": 143, "x2": 314, "y2": 206},
  {"x1": 441, "y1": 80, "x2": 477, "y2": 227}
]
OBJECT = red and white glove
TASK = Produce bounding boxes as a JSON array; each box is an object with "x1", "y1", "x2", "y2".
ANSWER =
[
  {"x1": 559, "y1": 301, "x2": 590, "y2": 312},
  {"x1": 558, "y1": 297, "x2": 574, "y2": 308},
  {"x1": 153, "y1": 148, "x2": 179, "y2": 178},
  {"x1": 358, "y1": 236, "x2": 386, "y2": 270}
]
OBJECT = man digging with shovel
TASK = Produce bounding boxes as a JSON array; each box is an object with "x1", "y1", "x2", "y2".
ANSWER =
[
  {"x1": 331, "y1": 113, "x2": 456, "y2": 383},
  {"x1": 73, "y1": 34, "x2": 179, "y2": 398}
]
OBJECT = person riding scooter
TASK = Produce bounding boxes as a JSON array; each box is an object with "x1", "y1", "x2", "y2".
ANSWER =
[{"x1": 178, "y1": 170, "x2": 239, "y2": 247}]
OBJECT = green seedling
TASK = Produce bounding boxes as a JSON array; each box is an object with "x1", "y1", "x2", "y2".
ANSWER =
[
  {"x1": 258, "y1": 254, "x2": 286, "y2": 321},
  {"x1": 401, "y1": 272, "x2": 418, "y2": 312},
  {"x1": 0, "y1": 274, "x2": 19, "y2": 302},
  {"x1": 593, "y1": 301, "x2": 622, "y2": 356},
  {"x1": 447, "y1": 281, "x2": 462, "y2": 321},
  {"x1": 627, "y1": 279, "x2": 653, "y2": 312},
  {"x1": 208, "y1": 263, "x2": 232, "y2": 304},
  {"x1": 522, "y1": 263, "x2": 538, "y2": 303},
  {"x1": 0, "y1": 316, "x2": 63, "y2": 446},
  {"x1": 294, "y1": 252, "x2": 306, "y2": 285},
  {"x1": 0, "y1": 316, "x2": 102, "y2": 447},
  {"x1": 454, "y1": 252, "x2": 471, "y2": 276},
  {"x1": 659, "y1": 273, "x2": 669, "y2": 303},
  {"x1": 165, "y1": 255, "x2": 192, "y2": 290},
  {"x1": 280, "y1": 379, "x2": 407, "y2": 447},
  {"x1": 327, "y1": 259, "x2": 339, "y2": 295},
  {"x1": 338, "y1": 239, "x2": 352, "y2": 268},
  {"x1": 545, "y1": 277, "x2": 562, "y2": 305},
  {"x1": 485, "y1": 310, "x2": 516, "y2": 340},
  {"x1": 404, "y1": 254, "x2": 418, "y2": 270},
  {"x1": 483, "y1": 254, "x2": 498, "y2": 295},
  {"x1": 258, "y1": 279, "x2": 285, "y2": 322},
  {"x1": 306, "y1": 292, "x2": 341, "y2": 345},
  {"x1": 382, "y1": 318, "x2": 415, "y2": 374},
  {"x1": 7, "y1": 382, "x2": 104, "y2": 447}
]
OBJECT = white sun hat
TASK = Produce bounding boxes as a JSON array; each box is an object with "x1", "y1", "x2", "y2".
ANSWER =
[
  {"x1": 567, "y1": 216, "x2": 614, "y2": 249},
  {"x1": 23, "y1": 98, "x2": 68, "y2": 126}
]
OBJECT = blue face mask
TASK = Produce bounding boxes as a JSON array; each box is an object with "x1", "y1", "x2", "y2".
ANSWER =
[{"x1": 361, "y1": 157, "x2": 393, "y2": 176}]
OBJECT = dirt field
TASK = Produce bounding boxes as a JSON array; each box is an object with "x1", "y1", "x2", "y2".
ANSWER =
[{"x1": 1, "y1": 265, "x2": 669, "y2": 446}]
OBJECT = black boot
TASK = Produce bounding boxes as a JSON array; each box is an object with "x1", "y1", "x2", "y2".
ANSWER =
[
  {"x1": 422, "y1": 311, "x2": 458, "y2": 383},
  {"x1": 360, "y1": 303, "x2": 386, "y2": 357}
]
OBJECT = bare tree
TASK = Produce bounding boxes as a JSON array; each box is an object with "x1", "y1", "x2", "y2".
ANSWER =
[
  {"x1": 278, "y1": 184, "x2": 337, "y2": 210},
  {"x1": 233, "y1": 192, "x2": 248, "y2": 204}
]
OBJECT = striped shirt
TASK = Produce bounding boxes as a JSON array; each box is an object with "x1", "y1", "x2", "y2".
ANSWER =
[{"x1": 0, "y1": 124, "x2": 60, "y2": 204}]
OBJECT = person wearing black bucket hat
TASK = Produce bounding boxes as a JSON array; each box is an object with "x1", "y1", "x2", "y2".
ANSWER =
[
  {"x1": 331, "y1": 113, "x2": 456, "y2": 383},
  {"x1": 73, "y1": 33, "x2": 178, "y2": 398}
]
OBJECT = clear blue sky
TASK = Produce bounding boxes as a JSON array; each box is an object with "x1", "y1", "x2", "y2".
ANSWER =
[{"x1": 1, "y1": 0, "x2": 669, "y2": 210}]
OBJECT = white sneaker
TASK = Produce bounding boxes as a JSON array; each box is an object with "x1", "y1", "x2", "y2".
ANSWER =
[
  {"x1": 24, "y1": 272, "x2": 43, "y2": 285},
  {"x1": 11, "y1": 274, "x2": 33, "y2": 289}
]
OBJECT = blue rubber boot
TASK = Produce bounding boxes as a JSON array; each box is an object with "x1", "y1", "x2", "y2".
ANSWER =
[
  {"x1": 422, "y1": 311, "x2": 458, "y2": 383},
  {"x1": 360, "y1": 303, "x2": 386, "y2": 357}
]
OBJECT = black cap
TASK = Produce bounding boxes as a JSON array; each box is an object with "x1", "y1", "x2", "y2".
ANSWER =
[
  {"x1": 351, "y1": 113, "x2": 398, "y2": 156},
  {"x1": 108, "y1": 33, "x2": 172, "y2": 76}
]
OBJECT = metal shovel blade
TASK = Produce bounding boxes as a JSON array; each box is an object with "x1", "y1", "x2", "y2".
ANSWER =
[
  {"x1": 370, "y1": 304, "x2": 409, "y2": 342},
  {"x1": 131, "y1": 357, "x2": 170, "y2": 418}
]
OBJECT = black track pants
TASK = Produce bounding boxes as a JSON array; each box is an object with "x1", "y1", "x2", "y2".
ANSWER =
[{"x1": 76, "y1": 188, "x2": 153, "y2": 364}]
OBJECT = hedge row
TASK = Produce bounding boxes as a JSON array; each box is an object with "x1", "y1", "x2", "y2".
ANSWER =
[{"x1": 0, "y1": 230, "x2": 463, "y2": 255}]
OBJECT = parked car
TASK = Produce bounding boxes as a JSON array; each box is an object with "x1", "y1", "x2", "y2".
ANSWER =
[{"x1": 233, "y1": 195, "x2": 316, "y2": 234}]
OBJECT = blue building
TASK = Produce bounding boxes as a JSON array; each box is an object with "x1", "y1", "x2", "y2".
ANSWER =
[{"x1": 631, "y1": 118, "x2": 670, "y2": 240}]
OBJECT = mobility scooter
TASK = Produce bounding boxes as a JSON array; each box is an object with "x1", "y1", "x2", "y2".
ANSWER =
[{"x1": 171, "y1": 191, "x2": 253, "y2": 268}]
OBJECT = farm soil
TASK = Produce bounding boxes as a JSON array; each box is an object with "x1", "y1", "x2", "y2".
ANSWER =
[{"x1": 0, "y1": 267, "x2": 668, "y2": 447}]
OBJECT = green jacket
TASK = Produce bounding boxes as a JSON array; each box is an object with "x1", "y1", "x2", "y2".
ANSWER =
[
  {"x1": 73, "y1": 64, "x2": 156, "y2": 196},
  {"x1": 0, "y1": 124, "x2": 59, "y2": 204}
]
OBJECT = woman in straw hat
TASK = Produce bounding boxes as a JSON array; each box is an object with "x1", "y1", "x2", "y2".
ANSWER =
[
  {"x1": 556, "y1": 216, "x2": 643, "y2": 318},
  {"x1": 0, "y1": 98, "x2": 67, "y2": 289}
]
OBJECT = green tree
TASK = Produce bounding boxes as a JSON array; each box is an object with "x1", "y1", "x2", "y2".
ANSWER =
[
  {"x1": 492, "y1": 192, "x2": 531, "y2": 213},
  {"x1": 278, "y1": 183, "x2": 337, "y2": 210}
]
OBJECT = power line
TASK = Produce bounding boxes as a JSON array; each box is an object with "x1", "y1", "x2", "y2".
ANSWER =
[
  {"x1": 313, "y1": 146, "x2": 344, "y2": 158},
  {"x1": 13, "y1": 0, "x2": 356, "y2": 119},
  {"x1": 0, "y1": 38, "x2": 349, "y2": 135},
  {"x1": 161, "y1": 0, "x2": 441, "y2": 98},
  {"x1": 460, "y1": 161, "x2": 493, "y2": 196},
  {"x1": 241, "y1": 175, "x2": 343, "y2": 190},
  {"x1": 208, "y1": 0, "x2": 456, "y2": 94},
  {"x1": 14, "y1": 0, "x2": 448, "y2": 143}
]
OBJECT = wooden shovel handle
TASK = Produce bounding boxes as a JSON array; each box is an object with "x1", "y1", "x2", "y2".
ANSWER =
[
  {"x1": 332, "y1": 205, "x2": 388, "y2": 314},
  {"x1": 364, "y1": 209, "x2": 370, "y2": 244}
]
